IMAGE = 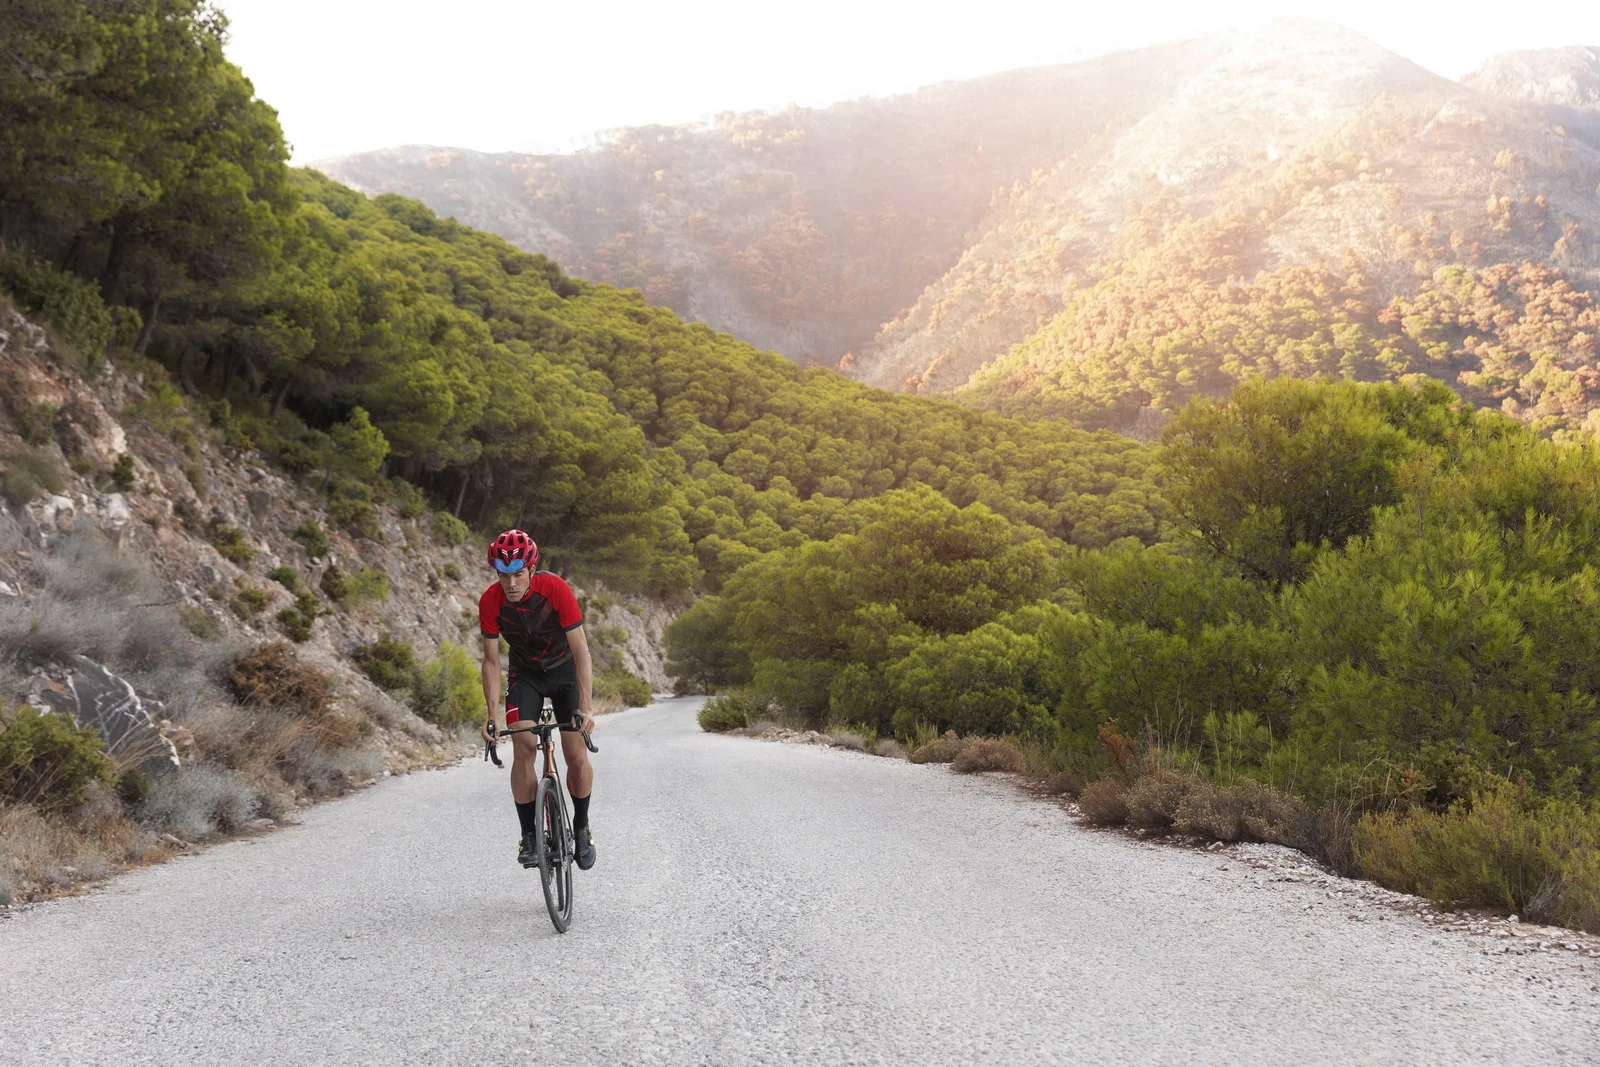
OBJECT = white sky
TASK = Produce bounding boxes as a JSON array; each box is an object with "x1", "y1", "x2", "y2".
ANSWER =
[{"x1": 216, "y1": 0, "x2": 1600, "y2": 163}]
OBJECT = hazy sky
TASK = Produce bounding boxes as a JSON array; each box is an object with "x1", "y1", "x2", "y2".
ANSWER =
[{"x1": 218, "y1": 0, "x2": 1600, "y2": 163}]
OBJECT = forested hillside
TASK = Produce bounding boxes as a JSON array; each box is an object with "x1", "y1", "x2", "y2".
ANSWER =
[{"x1": 0, "y1": 0, "x2": 1164, "y2": 601}]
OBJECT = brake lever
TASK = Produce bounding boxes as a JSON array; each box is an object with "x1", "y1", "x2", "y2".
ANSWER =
[
  {"x1": 582, "y1": 731, "x2": 599, "y2": 754},
  {"x1": 484, "y1": 722, "x2": 504, "y2": 768}
]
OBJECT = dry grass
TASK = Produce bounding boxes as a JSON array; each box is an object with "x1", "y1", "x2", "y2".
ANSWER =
[
  {"x1": 0, "y1": 801, "x2": 157, "y2": 901},
  {"x1": 951, "y1": 736, "x2": 1027, "y2": 774},
  {"x1": 829, "y1": 730, "x2": 868, "y2": 752}
]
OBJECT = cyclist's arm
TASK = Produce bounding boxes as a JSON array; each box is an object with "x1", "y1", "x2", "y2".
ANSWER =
[
  {"x1": 482, "y1": 637, "x2": 505, "y2": 733},
  {"x1": 568, "y1": 624, "x2": 594, "y2": 728}
]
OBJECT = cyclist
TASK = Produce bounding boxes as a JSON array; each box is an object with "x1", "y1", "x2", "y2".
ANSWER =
[{"x1": 478, "y1": 529, "x2": 597, "y2": 871}]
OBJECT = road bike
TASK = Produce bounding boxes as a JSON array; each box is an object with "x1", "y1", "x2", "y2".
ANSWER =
[{"x1": 484, "y1": 706, "x2": 598, "y2": 933}]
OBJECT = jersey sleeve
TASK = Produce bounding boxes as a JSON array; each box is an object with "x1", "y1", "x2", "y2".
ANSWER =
[
  {"x1": 478, "y1": 585, "x2": 502, "y2": 640},
  {"x1": 550, "y1": 577, "x2": 584, "y2": 631}
]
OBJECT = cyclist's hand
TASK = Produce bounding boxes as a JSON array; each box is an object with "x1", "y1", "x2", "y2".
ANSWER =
[
  {"x1": 480, "y1": 719, "x2": 497, "y2": 745},
  {"x1": 579, "y1": 708, "x2": 595, "y2": 734}
]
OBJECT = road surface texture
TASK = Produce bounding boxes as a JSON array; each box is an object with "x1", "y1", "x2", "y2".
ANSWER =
[{"x1": 3, "y1": 697, "x2": 1598, "y2": 1065}]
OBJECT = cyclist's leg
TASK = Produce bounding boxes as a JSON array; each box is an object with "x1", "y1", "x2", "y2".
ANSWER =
[
  {"x1": 546, "y1": 678, "x2": 594, "y2": 866},
  {"x1": 548, "y1": 682, "x2": 591, "y2": 804},
  {"x1": 505, "y1": 677, "x2": 541, "y2": 808}
]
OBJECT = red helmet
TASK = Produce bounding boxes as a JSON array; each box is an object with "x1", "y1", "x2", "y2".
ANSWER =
[{"x1": 488, "y1": 529, "x2": 538, "y2": 573}]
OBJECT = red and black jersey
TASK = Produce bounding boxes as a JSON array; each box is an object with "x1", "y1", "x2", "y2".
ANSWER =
[{"x1": 479, "y1": 573, "x2": 584, "y2": 674}]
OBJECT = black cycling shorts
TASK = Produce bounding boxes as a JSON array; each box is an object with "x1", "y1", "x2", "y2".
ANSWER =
[{"x1": 505, "y1": 667, "x2": 581, "y2": 730}]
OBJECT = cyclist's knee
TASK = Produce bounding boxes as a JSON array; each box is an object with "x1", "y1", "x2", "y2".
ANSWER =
[{"x1": 562, "y1": 736, "x2": 590, "y2": 770}]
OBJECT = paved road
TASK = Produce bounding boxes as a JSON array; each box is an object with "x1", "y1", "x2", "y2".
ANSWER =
[{"x1": 3, "y1": 697, "x2": 1598, "y2": 1065}]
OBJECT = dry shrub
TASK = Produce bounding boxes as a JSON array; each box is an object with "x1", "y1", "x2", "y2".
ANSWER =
[
  {"x1": 1097, "y1": 718, "x2": 1139, "y2": 782},
  {"x1": 1039, "y1": 770, "x2": 1082, "y2": 797},
  {"x1": 1235, "y1": 780, "x2": 1320, "y2": 854},
  {"x1": 952, "y1": 736, "x2": 1026, "y2": 774},
  {"x1": 1174, "y1": 780, "x2": 1246, "y2": 841},
  {"x1": 139, "y1": 765, "x2": 258, "y2": 840},
  {"x1": 908, "y1": 730, "x2": 962, "y2": 764},
  {"x1": 227, "y1": 643, "x2": 331, "y2": 717},
  {"x1": 1077, "y1": 777, "x2": 1129, "y2": 825},
  {"x1": 0, "y1": 529, "x2": 204, "y2": 680},
  {"x1": 1125, "y1": 768, "x2": 1204, "y2": 830},
  {"x1": 873, "y1": 738, "x2": 908, "y2": 760},
  {"x1": 829, "y1": 730, "x2": 867, "y2": 752}
]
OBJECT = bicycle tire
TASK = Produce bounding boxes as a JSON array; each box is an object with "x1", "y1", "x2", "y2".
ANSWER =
[{"x1": 536, "y1": 776, "x2": 573, "y2": 932}]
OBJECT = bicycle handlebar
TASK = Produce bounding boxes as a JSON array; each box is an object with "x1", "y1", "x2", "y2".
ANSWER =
[{"x1": 482, "y1": 721, "x2": 599, "y2": 768}]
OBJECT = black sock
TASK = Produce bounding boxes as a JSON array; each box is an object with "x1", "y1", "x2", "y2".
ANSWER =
[
  {"x1": 515, "y1": 800, "x2": 538, "y2": 837},
  {"x1": 571, "y1": 793, "x2": 590, "y2": 831}
]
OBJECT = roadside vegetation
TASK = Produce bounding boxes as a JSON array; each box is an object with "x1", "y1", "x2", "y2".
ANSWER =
[{"x1": 682, "y1": 377, "x2": 1600, "y2": 933}]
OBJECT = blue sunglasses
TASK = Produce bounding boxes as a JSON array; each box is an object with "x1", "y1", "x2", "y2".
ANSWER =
[{"x1": 493, "y1": 558, "x2": 527, "y2": 574}]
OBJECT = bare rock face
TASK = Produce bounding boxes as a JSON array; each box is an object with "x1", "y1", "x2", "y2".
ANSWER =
[
  {"x1": 589, "y1": 587, "x2": 678, "y2": 692},
  {"x1": 37, "y1": 656, "x2": 180, "y2": 771},
  {"x1": 1464, "y1": 47, "x2": 1600, "y2": 110}
]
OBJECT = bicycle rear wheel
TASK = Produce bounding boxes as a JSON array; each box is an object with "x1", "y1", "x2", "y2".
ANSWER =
[{"x1": 535, "y1": 776, "x2": 573, "y2": 932}]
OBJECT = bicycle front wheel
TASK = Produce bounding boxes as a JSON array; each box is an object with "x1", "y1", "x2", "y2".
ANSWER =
[{"x1": 535, "y1": 776, "x2": 573, "y2": 932}]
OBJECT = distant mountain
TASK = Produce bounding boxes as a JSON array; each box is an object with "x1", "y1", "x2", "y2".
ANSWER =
[
  {"x1": 316, "y1": 40, "x2": 1220, "y2": 363},
  {"x1": 1463, "y1": 46, "x2": 1600, "y2": 109},
  {"x1": 322, "y1": 22, "x2": 1600, "y2": 436}
]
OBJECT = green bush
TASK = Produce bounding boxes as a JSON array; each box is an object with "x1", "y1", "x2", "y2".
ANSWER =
[
  {"x1": 595, "y1": 666, "x2": 653, "y2": 708},
  {"x1": 345, "y1": 567, "x2": 390, "y2": 607},
  {"x1": 442, "y1": 562, "x2": 462, "y2": 581},
  {"x1": 266, "y1": 566, "x2": 299, "y2": 590},
  {"x1": 0, "y1": 250, "x2": 113, "y2": 372},
  {"x1": 292, "y1": 520, "x2": 331, "y2": 559},
  {"x1": 0, "y1": 706, "x2": 115, "y2": 810},
  {"x1": 432, "y1": 510, "x2": 470, "y2": 546},
  {"x1": 319, "y1": 565, "x2": 349, "y2": 603},
  {"x1": 276, "y1": 592, "x2": 320, "y2": 642},
  {"x1": 231, "y1": 587, "x2": 271, "y2": 618},
  {"x1": 391, "y1": 479, "x2": 429, "y2": 518},
  {"x1": 15, "y1": 402, "x2": 56, "y2": 446},
  {"x1": 111, "y1": 453, "x2": 136, "y2": 491},
  {"x1": 210, "y1": 525, "x2": 256, "y2": 565},
  {"x1": 1354, "y1": 784, "x2": 1600, "y2": 930},
  {"x1": 413, "y1": 641, "x2": 481, "y2": 726},
  {"x1": 698, "y1": 690, "x2": 767, "y2": 732},
  {"x1": 274, "y1": 438, "x2": 320, "y2": 474},
  {"x1": 2, "y1": 448, "x2": 66, "y2": 506},
  {"x1": 354, "y1": 636, "x2": 419, "y2": 692}
]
